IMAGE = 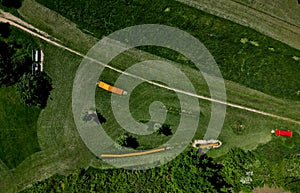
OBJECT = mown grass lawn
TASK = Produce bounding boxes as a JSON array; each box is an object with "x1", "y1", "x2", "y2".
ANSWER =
[
  {"x1": 95, "y1": 49, "x2": 299, "y2": 158},
  {"x1": 17, "y1": 0, "x2": 300, "y2": 158},
  {"x1": 0, "y1": 86, "x2": 41, "y2": 169},
  {"x1": 36, "y1": 0, "x2": 300, "y2": 101},
  {"x1": 12, "y1": 1, "x2": 299, "y2": 166},
  {"x1": 0, "y1": 26, "x2": 42, "y2": 170},
  {"x1": 7, "y1": 0, "x2": 300, "y2": 191}
]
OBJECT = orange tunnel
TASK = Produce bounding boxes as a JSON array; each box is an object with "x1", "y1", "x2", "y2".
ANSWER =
[{"x1": 98, "y1": 81, "x2": 126, "y2": 95}]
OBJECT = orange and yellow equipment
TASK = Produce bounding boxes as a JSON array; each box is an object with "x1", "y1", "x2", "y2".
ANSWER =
[{"x1": 98, "y1": 81, "x2": 126, "y2": 95}]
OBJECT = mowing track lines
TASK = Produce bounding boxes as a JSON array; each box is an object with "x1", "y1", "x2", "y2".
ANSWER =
[
  {"x1": 174, "y1": 0, "x2": 300, "y2": 50},
  {"x1": 1, "y1": 13, "x2": 300, "y2": 126}
]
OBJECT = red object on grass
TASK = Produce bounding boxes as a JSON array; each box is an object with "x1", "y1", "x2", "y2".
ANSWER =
[{"x1": 275, "y1": 128, "x2": 292, "y2": 138}]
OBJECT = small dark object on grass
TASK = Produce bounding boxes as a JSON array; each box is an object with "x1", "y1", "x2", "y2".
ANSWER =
[
  {"x1": 237, "y1": 123, "x2": 243, "y2": 132},
  {"x1": 83, "y1": 111, "x2": 106, "y2": 124}
]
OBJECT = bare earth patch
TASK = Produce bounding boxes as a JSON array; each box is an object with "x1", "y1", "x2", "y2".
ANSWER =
[{"x1": 251, "y1": 185, "x2": 290, "y2": 193}]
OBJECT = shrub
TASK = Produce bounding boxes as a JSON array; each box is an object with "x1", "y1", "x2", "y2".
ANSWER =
[{"x1": 16, "y1": 72, "x2": 52, "y2": 108}]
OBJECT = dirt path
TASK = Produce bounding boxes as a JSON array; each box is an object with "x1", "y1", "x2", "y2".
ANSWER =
[
  {"x1": 0, "y1": 10, "x2": 60, "y2": 41},
  {"x1": 175, "y1": 0, "x2": 300, "y2": 51},
  {"x1": 0, "y1": 11, "x2": 299, "y2": 125},
  {"x1": 0, "y1": 9, "x2": 299, "y2": 192}
]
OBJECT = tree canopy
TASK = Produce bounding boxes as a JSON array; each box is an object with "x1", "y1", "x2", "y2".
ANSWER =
[
  {"x1": 154, "y1": 123, "x2": 172, "y2": 136},
  {"x1": 169, "y1": 149, "x2": 230, "y2": 193},
  {"x1": 1, "y1": 0, "x2": 22, "y2": 8},
  {"x1": 21, "y1": 149, "x2": 232, "y2": 192},
  {"x1": 0, "y1": 40, "x2": 30, "y2": 86},
  {"x1": 114, "y1": 134, "x2": 139, "y2": 149},
  {"x1": 0, "y1": 22, "x2": 11, "y2": 38},
  {"x1": 16, "y1": 72, "x2": 52, "y2": 108}
]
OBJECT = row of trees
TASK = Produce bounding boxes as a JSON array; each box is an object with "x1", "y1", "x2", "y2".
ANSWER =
[
  {"x1": 22, "y1": 149, "x2": 232, "y2": 193},
  {"x1": 22, "y1": 136, "x2": 300, "y2": 192}
]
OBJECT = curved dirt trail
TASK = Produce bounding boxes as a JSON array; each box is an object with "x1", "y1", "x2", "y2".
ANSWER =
[{"x1": 0, "y1": 11, "x2": 299, "y2": 125}]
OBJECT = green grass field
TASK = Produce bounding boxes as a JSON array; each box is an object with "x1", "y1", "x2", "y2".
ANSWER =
[
  {"x1": 0, "y1": 86, "x2": 41, "y2": 169},
  {"x1": 96, "y1": 76, "x2": 181, "y2": 150},
  {"x1": 95, "y1": 49, "x2": 300, "y2": 158},
  {"x1": 0, "y1": 26, "x2": 42, "y2": 170},
  {"x1": 233, "y1": 0, "x2": 300, "y2": 27},
  {"x1": 35, "y1": 0, "x2": 300, "y2": 101},
  {"x1": 0, "y1": 42, "x2": 112, "y2": 192},
  {"x1": 0, "y1": 0, "x2": 299, "y2": 191},
  {"x1": 14, "y1": 0, "x2": 300, "y2": 162}
]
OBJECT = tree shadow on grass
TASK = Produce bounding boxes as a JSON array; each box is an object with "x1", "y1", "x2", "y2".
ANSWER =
[
  {"x1": 156, "y1": 124, "x2": 172, "y2": 136},
  {"x1": 126, "y1": 136, "x2": 139, "y2": 149},
  {"x1": 96, "y1": 112, "x2": 106, "y2": 124}
]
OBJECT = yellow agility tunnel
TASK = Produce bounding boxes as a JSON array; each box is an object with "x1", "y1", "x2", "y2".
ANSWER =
[
  {"x1": 98, "y1": 81, "x2": 127, "y2": 95},
  {"x1": 100, "y1": 148, "x2": 167, "y2": 158}
]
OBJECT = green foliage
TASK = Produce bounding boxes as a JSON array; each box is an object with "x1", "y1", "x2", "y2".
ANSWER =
[
  {"x1": 169, "y1": 149, "x2": 230, "y2": 193},
  {"x1": 222, "y1": 148, "x2": 264, "y2": 193},
  {"x1": 36, "y1": 0, "x2": 300, "y2": 100},
  {"x1": 9, "y1": 1, "x2": 300, "y2": 191},
  {"x1": 255, "y1": 132, "x2": 300, "y2": 163},
  {"x1": 1, "y1": 0, "x2": 22, "y2": 8},
  {"x1": 219, "y1": 133, "x2": 300, "y2": 193},
  {"x1": 0, "y1": 25, "x2": 41, "y2": 169},
  {"x1": 0, "y1": 86, "x2": 41, "y2": 168},
  {"x1": 114, "y1": 133, "x2": 139, "y2": 149},
  {"x1": 0, "y1": 40, "x2": 30, "y2": 86},
  {"x1": 21, "y1": 167, "x2": 172, "y2": 192},
  {"x1": 154, "y1": 123, "x2": 172, "y2": 136},
  {"x1": 16, "y1": 72, "x2": 52, "y2": 108},
  {"x1": 0, "y1": 22, "x2": 11, "y2": 38},
  {"x1": 0, "y1": 25, "x2": 38, "y2": 87},
  {"x1": 253, "y1": 132, "x2": 300, "y2": 193},
  {"x1": 21, "y1": 149, "x2": 231, "y2": 192}
]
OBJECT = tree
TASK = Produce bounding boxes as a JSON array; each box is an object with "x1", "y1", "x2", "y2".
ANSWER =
[
  {"x1": 169, "y1": 149, "x2": 231, "y2": 193},
  {"x1": 0, "y1": 41, "x2": 30, "y2": 86},
  {"x1": 22, "y1": 149, "x2": 232, "y2": 192},
  {"x1": 114, "y1": 134, "x2": 139, "y2": 149},
  {"x1": 222, "y1": 147, "x2": 264, "y2": 193},
  {"x1": 272, "y1": 155, "x2": 300, "y2": 193},
  {"x1": 154, "y1": 123, "x2": 172, "y2": 136},
  {"x1": 1, "y1": 0, "x2": 22, "y2": 8},
  {"x1": 0, "y1": 22, "x2": 11, "y2": 38},
  {"x1": 0, "y1": 41, "x2": 14, "y2": 86},
  {"x1": 16, "y1": 72, "x2": 52, "y2": 108}
]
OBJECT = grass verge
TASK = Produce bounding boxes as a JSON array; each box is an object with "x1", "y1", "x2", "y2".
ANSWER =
[{"x1": 0, "y1": 86, "x2": 41, "y2": 169}]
